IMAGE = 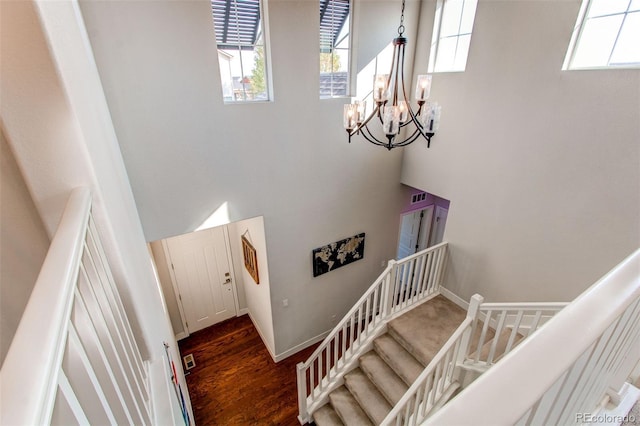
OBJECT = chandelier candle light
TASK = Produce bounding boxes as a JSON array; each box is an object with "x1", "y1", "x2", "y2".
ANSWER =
[{"x1": 343, "y1": 0, "x2": 441, "y2": 150}]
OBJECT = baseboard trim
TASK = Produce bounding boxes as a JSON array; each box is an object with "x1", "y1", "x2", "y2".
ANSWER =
[
  {"x1": 237, "y1": 308, "x2": 249, "y2": 316},
  {"x1": 273, "y1": 329, "x2": 331, "y2": 363},
  {"x1": 247, "y1": 312, "x2": 278, "y2": 363},
  {"x1": 440, "y1": 287, "x2": 469, "y2": 310},
  {"x1": 175, "y1": 331, "x2": 189, "y2": 341}
]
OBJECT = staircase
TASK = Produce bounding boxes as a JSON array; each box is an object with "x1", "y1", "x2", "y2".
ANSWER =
[
  {"x1": 311, "y1": 294, "x2": 528, "y2": 425},
  {"x1": 313, "y1": 295, "x2": 464, "y2": 425},
  {"x1": 296, "y1": 243, "x2": 570, "y2": 425}
]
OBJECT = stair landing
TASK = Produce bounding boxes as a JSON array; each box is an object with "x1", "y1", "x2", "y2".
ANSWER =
[{"x1": 387, "y1": 295, "x2": 467, "y2": 366}]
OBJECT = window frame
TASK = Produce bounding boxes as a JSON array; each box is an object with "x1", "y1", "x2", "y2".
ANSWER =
[
  {"x1": 319, "y1": 0, "x2": 353, "y2": 99},
  {"x1": 428, "y1": 0, "x2": 478, "y2": 74},
  {"x1": 211, "y1": 0, "x2": 274, "y2": 103},
  {"x1": 563, "y1": 0, "x2": 640, "y2": 70}
]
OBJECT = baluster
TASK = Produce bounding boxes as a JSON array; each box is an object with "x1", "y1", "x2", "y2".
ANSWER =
[
  {"x1": 349, "y1": 315, "x2": 356, "y2": 355},
  {"x1": 430, "y1": 363, "x2": 442, "y2": 407},
  {"x1": 333, "y1": 335, "x2": 339, "y2": 374},
  {"x1": 357, "y1": 304, "x2": 364, "y2": 345},
  {"x1": 505, "y1": 310, "x2": 524, "y2": 354},
  {"x1": 318, "y1": 348, "x2": 327, "y2": 392},
  {"x1": 423, "y1": 252, "x2": 433, "y2": 293},
  {"x1": 420, "y1": 373, "x2": 434, "y2": 418},
  {"x1": 418, "y1": 254, "x2": 428, "y2": 296},
  {"x1": 476, "y1": 311, "x2": 492, "y2": 363},
  {"x1": 341, "y1": 323, "x2": 347, "y2": 366},
  {"x1": 528, "y1": 310, "x2": 543, "y2": 337},
  {"x1": 67, "y1": 323, "x2": 118, "y2": 425},
  {"x1": 488, "y1": 310, "x2": 507, "y2": 364},
  {"x1": 326, "y1": 342, "x2": 332, "y2": 383},
  {"x1": 433, "y1": 246, "x2": 446, "y2": 289},
  {"x1": 403, "y1": 396, "x2": 413, "y2": 426},
  {"x1": 59, "y1": 369, "x2": 90, "y2": 425},
  {"x1": 73, "y1": 286, "x2": 134, "y2": 424},
  {"x1": 412, "y1": 384, "x2": 424, "y2": 425},
  {"x1": 365, "y1": 295, "x2": 372, "y2": 336},
  {"x1": 372, "y1": 286, "x2": 380, "y2": 326},
  {"x1": 310, "y1": 358, "x2": 315, "y2": 396}
]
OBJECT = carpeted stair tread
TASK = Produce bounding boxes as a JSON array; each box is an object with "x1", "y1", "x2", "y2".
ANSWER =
[
  {"x1": 468, "y1": 321, "x2": 496, "y2": 355},
  {"x1": 373, "y1": 333, "x2": 424, "y2": 385},
  {"x1": 313, "y1": 404, "x2": 345, "y2": 426},
  {"x1": 470, "y1": 327, "x2": 524, "y2": 362},
  {"x1": 329, "y1": 385, "x2": 374, "y2": 426},
  {"x1": 343, "y1": 368, "x2": 392, "y2": 425},
  {"x1": 388, "y1": 295, "x2": 467, "y2": 366},
  {"x1": 359, "y1": 351, "x2": 409, "y2": 405}
]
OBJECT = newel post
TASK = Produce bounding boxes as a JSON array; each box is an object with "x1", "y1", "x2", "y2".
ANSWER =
[
  {"x1": 296, "y1": 362, "x2": 308, "y2": 424},
  {"x1": 383, "y1": 260, "x2": 397, "y2": 317},
  {"x1": 455, "y1": 294, "x2": 484, "y2": 373}
]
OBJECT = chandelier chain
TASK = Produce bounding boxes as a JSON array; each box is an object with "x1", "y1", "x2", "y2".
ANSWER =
[{"x1": 398, "y1": 0, "x2": 406, "y2": 36}]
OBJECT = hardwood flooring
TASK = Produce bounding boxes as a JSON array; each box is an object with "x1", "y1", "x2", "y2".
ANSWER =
[{"x1": 178, "y1": 315, "x2": 319, "y2": 425}]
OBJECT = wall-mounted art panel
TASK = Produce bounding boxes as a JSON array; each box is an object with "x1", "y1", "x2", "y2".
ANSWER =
[{"x1": 312, "y1": 233, "x2": 365, "y2": 277}]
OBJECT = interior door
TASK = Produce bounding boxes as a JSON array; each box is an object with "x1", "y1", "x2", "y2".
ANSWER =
[
  {"x1": 397, "y1": 207, "x2": 434, "y2": 259},
  {"x1": 429, "y1": 206, "x2": 449, "y2": 247},
  {"x1": 166, "y1": 226, "x2": 237, "y2": 333}
]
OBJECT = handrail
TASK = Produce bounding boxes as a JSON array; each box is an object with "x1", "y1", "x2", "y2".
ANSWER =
[
  {"x1": 479, "y1": 302, "x2": 567, "y2": 310},
  {"x1": 0, "y1": 187, "x2": 151, "y2": 425},
  {"x1": 0, "y1": 187, "x2": 90, "y2": 425},
  {"x1": 297, "y1": 243, "x2": 448, "y2": 423},
  {"x1": 301, "y1": 264, "x2": 393, "y2": 370},
  {"x1": 426, "y1": 249, "x2": 640, "y2": 425}
]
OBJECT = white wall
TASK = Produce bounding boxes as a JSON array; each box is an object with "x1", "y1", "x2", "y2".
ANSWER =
[
  {"x1": 149, "y1": 240, "x2": 186, "y2": 337},
  {"x1": 403, "y1": 0, "x2": 640, "y2": 303},
  {"x1": 228, "y1": 217, "x2": 276, "y2": 357},
  {"x1": 0, "y1": 129, "x2": 50, "y2": 365},
  {"x1": 78, "y1": 0, "x2": 413, "y2": 355},
  {"x1": 0, "y1": 0, "x2": 192, "y2": 418}
]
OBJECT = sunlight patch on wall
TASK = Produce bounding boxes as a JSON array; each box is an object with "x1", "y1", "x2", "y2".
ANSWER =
[{"x1": 196, "y1": 201, "x2": 230, "y2": 231}]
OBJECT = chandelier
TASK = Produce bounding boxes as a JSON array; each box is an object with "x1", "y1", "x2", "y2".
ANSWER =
[{"x1": 343, "y1": 0, "x2": 441, "y2": 150}]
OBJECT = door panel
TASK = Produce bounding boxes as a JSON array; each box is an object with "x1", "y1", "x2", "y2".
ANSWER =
[
  {"x1": 397, "y1": 206, "x2": 434, "y2": 259},
  {"x1": 166, "y1": 226, "x2": 236, "y2": 333}
]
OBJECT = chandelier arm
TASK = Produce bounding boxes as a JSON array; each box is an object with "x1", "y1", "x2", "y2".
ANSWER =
[
  {"x1": 359, "y1": 123, "x2": 389, "y2": 147},
  {"x1": 393, "y1": 128, "x2": 427, "y2": 147}
]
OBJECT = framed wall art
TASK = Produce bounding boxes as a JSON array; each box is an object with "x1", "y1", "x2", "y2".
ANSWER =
[
  {"x1": 241, "y1": 235, "x2": 260, "y2": 284},
  {"x1": 312, "y1": 233, "x2": 365, "y2": 277}
]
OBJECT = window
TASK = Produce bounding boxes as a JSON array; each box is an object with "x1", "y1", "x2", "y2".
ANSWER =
[
  {"x1": 564, "y1": 0, "x2": 640, "y2": 70},
  {"x1": 320, "y1": 0, "x2": 351, "y2": 98},
  {"x1": 211, "y1": 0, "x2": 270, "y2": 102},
  {"x1": 428, "y1": 0, "x2": 478, "y2": 73}
]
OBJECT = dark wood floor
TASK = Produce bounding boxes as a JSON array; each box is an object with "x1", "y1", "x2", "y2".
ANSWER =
[{"x1": 178, "y1": 315, "x2": 319, "y2": 425}]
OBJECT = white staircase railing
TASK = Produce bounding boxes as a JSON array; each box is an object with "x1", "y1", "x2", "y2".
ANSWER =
[
  {"x1": 0, "y1": 188, "x2": 151, "y2": 425},
  {"x1": 381, "y1": 296, "x2": 567, "y2": 425},
  {"x1": 296, "y1": 242, "x2": 448, "y2": 423},
  {"x1": 468, "y1": 301, "x2": 567, "y2": 368},
  {"x1": 426, "y1": 249, "x2": 640, "y2": 426}
]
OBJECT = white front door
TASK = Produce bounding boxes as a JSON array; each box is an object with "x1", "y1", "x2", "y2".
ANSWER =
[{"x1": 166, "y1": 226, "x2": 237, "y2": 333}]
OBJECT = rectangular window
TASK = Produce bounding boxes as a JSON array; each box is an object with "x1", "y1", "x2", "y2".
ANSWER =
[
  {"x1": 564, "y1": 0, "x2": 640, "y2": 69},
  {"x1": 320, "y1": 0, "x2": 351, "y2": 98},
  {"x1": 428, "y1": 0, "x2": 478, "y2": 73},
  {"x1": 211, "y1": 0, "x2": 270, "y2": 102}
]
